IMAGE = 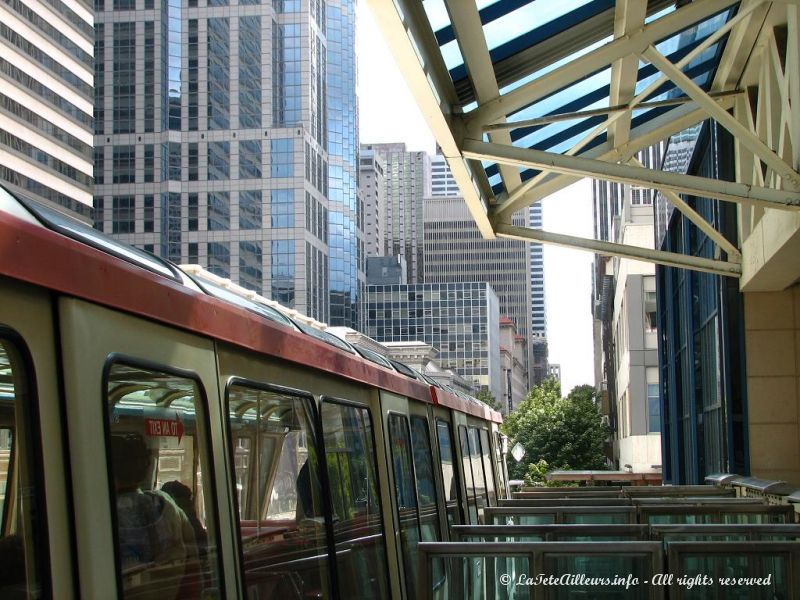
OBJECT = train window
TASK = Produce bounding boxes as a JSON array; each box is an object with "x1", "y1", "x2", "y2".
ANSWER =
[
  {"x1": 435, "y1": 420, "x2": 462, "y2": 527},
  {"x1": 388, "y1": 414, "x2": 421, "y2": 594},
  {"x1": 468, "y1": 427, "x2": 488, "y2": 520},
  {"x1": 458, "y1": 426, "x2": 479, "y2": 524},
  {"x1": 410, "y1": 416, "x2": 440, "y2": 542},
  {"x1": 320, "y1": 400, "x2": 390, "y2": 598},
  {"x1": 105, "y1": 361, "x2": 222, "y2": 600},
  {"x1": 226, "y1": 383, "x2": 331, "y2": 599},
  {"x1": 494, "y1": 431, "x2": 507, "y2": 500},
  {"x1": 479, "y1": 429, "x2": 497, "y2": 507},
  {"x1": 0, "y1": 336, "x2": 47, "y2": 598}
]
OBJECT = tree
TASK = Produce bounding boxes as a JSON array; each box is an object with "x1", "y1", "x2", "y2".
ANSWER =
[
  {"x1": 502, "y1": 378, "x2": 609, "y2": 484},
  {"x1": 475, "y1": 388, "x2": 501, "y2": 411}
]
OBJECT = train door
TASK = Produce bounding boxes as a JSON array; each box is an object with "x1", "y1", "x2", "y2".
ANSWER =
[
  {"x1": 0, "y1": 279, "x2": 74, "y2": 598},
  {"x1": 58, "y1": 298, "x2": 236, "y2": 600},
  {"x1": 382, "y1": 391, "x2": 445, "y2": 598},
  {"x1": 432, "y1": 408, "x2": 465, "y2": 532}
]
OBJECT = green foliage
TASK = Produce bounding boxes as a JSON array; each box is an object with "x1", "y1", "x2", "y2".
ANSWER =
[
  {"x1": 475, "y1": 388, "x2": 501, "y2": 411},
  {"x1": 502, "y1": 378, "x2": 609, "y2": 481},
  {"x1": 523, "y1": 459, "x2": 575, "y2": 488}
]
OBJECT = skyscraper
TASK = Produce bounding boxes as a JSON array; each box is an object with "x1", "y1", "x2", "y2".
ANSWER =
[
  {"x1": 363, "y1": 142, "x2": 427, "y2": 283},
  {"x1": 0, "y1": 0, "x2": 94, "y2": 221},
  {"x1": 93, "y1": 0, "x2": 363, "y2": 328},
  {"x1": 359, "y1": 146, "x2": 385, "y2": 258},
  {"x1": 423, "y1": 194, "x2": 531, "y2": 382}
]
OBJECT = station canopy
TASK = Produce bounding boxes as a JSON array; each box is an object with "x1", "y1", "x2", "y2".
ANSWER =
[{"x1": 367, "y1": 0, "x2": 800, "y2": 277}]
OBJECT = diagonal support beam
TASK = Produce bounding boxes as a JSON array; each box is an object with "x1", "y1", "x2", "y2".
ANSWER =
[
  {"x1": 464, "y1": 0, "x2": 743, "y2": 130},
  {"x1": 464, "y1": 140, "x2": 800, "y2": 211},
  {"x1": 628, "y1": 157, "x2": 741, "y2": 259},
  {"x1": 496, "y1": 223, "x2": 742, "y2": 277},
  {"x1": 642, "y1": 45, "x2": 800, "y2": 191}
]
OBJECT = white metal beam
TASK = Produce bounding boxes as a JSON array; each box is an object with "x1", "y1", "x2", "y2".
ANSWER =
[
  {"x1": 628, "y1": 157, "x2": 742, "y2": 259},
  {"x1": 366, "y1": 0, "x2": 496, "y2": 238},
  {"x1": 464, "y1": 0, "x2": 743, "y2": 131},
  {"x1": 465, "y1": 140, "x2": 800, "y2": 210},
  {"x1": 642, "y1": 44, "x2": 800, "y2": 191},
  {"x1": 493, "y1": 100, "x2": 737, "y2": 218},
  {"x1": 444, "y1": 0, "x2": 522, "y2": 193},
  {"x1": 608, "y1": 0, "x2": 647, "y2": 147},
  {"x1": 496, "y1": 223, "x2": 742, "y2": 277}
]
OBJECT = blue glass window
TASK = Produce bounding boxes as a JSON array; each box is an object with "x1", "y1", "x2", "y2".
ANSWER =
[
  {"x1": 239, "y1": 190, "x2": 262, "y2": 230},
  {"x1": 271, "y1": 138, "x2": 294, "y2": 178},
  {"x1": 208, "y1": 191, "x2": 230, "y2": 231},
  {"x1": 648, "y1": 384, "x2": 661, "y2": 433},
  {"x1": 239, "y1": 241, "x2": 262, "y2": 293},
  {"x1": 208, "y1": 242, "x2": 230, "y2": 278},
  {"x1": 239, "y1": 17, "x2": 262, "y2": 127},
  {"x1": 271, "y1": 239, "x2": 294, "y2": 306},
  {"x1": 208, "y1": 141, "x2": 230, "y2": 180},
  {"x1": 239, "y1": 140, "x2": 262, "y2": 179},
  {"x1": 271, "y1": 189, "x2": 294, "y2": 228},
  {"x1": 208, "y1": 18, "x2": 230, "y2": 130}
]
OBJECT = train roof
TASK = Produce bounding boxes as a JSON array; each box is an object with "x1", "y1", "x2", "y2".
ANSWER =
[{"x1": 0, "y1": 185, "x2": 502, "y2": 423}]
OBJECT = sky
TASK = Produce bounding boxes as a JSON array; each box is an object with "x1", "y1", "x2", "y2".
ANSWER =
[{"x1": 356, "y1": 2, "x2": 595, "y2": 393}]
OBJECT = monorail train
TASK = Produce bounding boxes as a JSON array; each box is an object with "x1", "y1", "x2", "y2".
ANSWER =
[{"x1": 0, "y1": 184, "x2": 508, "y2": 600}]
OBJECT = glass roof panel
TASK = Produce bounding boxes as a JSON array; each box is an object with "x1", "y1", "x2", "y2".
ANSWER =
[
  {"x1": 482, "y1": 0, "x2": 593, "y2": 52},
  {"x1": 508, "y1": 67, "x2": 611, "y2": 122},
  {"x1": 441, "y1": 39, "x2": 465, "y2": 71},
  {"x1": 423, "y1": 0, "x2": 451, "y2": 32}
]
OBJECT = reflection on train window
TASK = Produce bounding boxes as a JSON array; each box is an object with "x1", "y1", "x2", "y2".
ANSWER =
[
  {"x1": 458, "y1": 426, "x2": 479, "y2": 524},
  {"x1": 321, "y1": 400, "x2": 390, "y2": 598},
  {"x1": 436, "y1": 420, "x2": 462, "y2": 527},
  {"x1": 0, "y1": 337, "x2": 46, "y2": 598},
  {"x1": 410, "y1": 416, "x2": 440, "y2": 542},
  {"x1": 479, "y1": 429, "x2": 497, "y2": 507},
  {"x1": 494, "y1": 431, "x2": 507, "y2": 501},
  {"x1": 466, "y1": 426, "x2": 489, "y2": 521},
  {"x1": 105, "y1": 362, "x2": 221, "y2": 600},
  {"x1": 226, "y1": 384, "x2": 331, "y2": 599},
  {"x1": 388, "y1": 414, "x2": 421, "y2": 594}
]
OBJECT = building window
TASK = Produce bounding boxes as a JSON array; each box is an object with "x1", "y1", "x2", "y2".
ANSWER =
[
  {"x1": 112, "y1": 146, "x2": 135, "y2": 184},
  {"x1": 272, "y1": 22, "x2": 301, "y2": 126},
  {"x1": 143, "y1": 195, "x2": 154, "y2": 232},
  {"x1": 207, "y1": 18, "x2": 230, "y2": 130},
  {"x1": 187, "y1": 193, "x2": 198, "y2": 231},
  {"x1": 94, "y1": 147, "x2": 104, "y2": 185},
  {"x1": 271, "y1": 138, "x2": 294, "y2": 178},
  {"x1": 271, "y1": 239, "x2": 294, "y2": 306},
  {"x1": 112, "y1": 196, "x2": 135, "y2": 233},
  {"x1": 239, "y1": 241, "x2": 262, "y2": 293},
  {"x1": 271, "y1": 189, "x2": 293, "y2": 228},
  {"x1": 239, "y1": 190, "x2": 262, "y2": 230},
  {"x1": 112, "y1": 22, "x2": 136, "y2": 134},
  {"x1": 168, "y1": 142, "x2": 181, "y2": 181},
  {"x1": 238, "y1": 140, "x2": 262, "y2": 179},
  {"x1": 208, "y1": 141, "x2": 230, "y2": 180},
  {"x1": 208, "y1": 192, "x2": 230, "y2": 231},
  {"x1": 188, "y1": 143, "x2": 199, "y2": 181},
  {"x1": 648, "y1": 383, "x2": 660, "y2": 433},
  {"x1": 188, "y1": 19, "x2": 199, "y2": 130},
  {"x1": 208, "y1": 242, "x2": 230, "y2": 277},
  {"x1": 143, "y1": 145, "x2": 154, "y2": 183},
  {"x1": 238, "y1": 16, "x2": 261, "y2": 126},
  {"x1": 187, "y1": 242, "x2": 198, "y2": 264}
]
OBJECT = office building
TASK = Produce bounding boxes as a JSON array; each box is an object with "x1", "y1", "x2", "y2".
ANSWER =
[
  {"x1": 366, "y1": 282, "x2": 502, "y2": 402},
  {"x1": 363, "y1": 142, "x2": 426, "y2": 282},
  {"x1": 423, "y1": 194, "x2": 532, "y2": 379},
  {"x1": 0, "y1": 0, "x2": 94, "y2": 220},
  {"x1": 592, "y1": 143, "x2": 664, "y2": 474},
  {"x1": 93, "y1": 0, "x2": 363, "y2": 328},
  {"x1": 499, "y1": 316, "x2": 528, "y2": 413},
  {"x1": 359, "y1": 147, "x2": 385, "y2": 258}
]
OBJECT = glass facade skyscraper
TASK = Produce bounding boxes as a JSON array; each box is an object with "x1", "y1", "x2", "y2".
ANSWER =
[
  {"x1": 94, "y1": 0, "x2": 363, "y2": 328},
  {"x1": 366, "y1": 282, "x2": 502, "y2": 401}
]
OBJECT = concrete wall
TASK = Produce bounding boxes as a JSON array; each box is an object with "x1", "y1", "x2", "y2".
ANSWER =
[{"x1": 744, "y1": 287, "x2": 800, "y2": 482}]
